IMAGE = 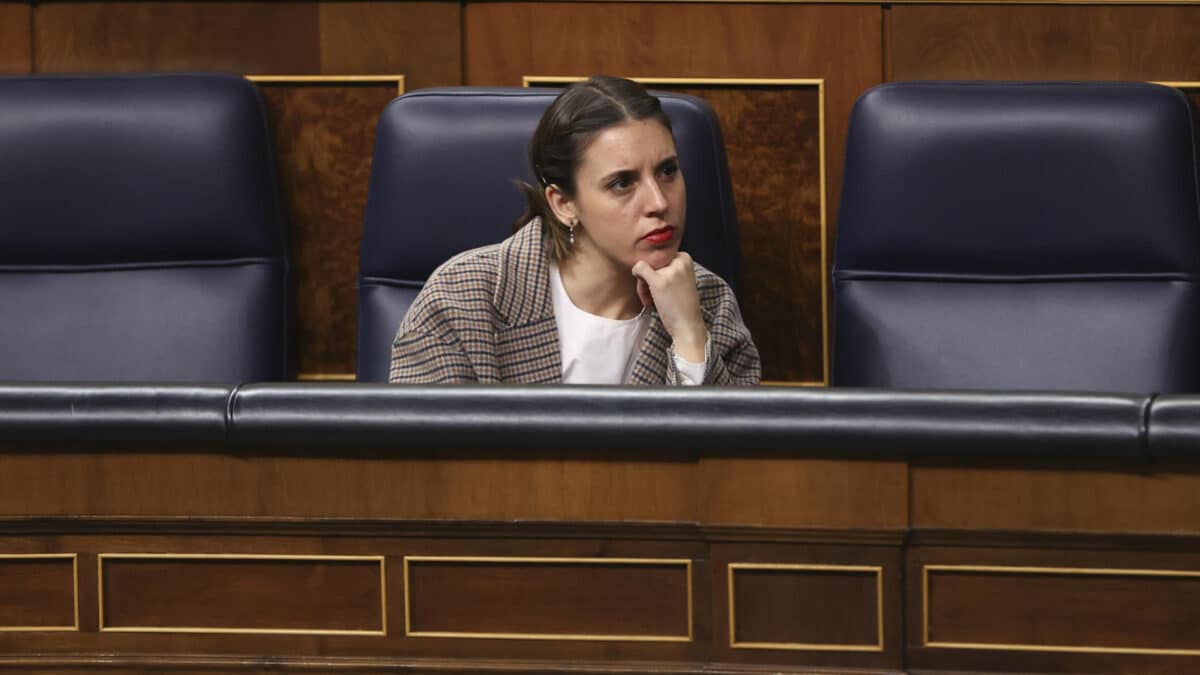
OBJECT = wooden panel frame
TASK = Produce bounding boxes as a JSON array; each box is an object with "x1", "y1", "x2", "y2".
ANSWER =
[
  {"x1": 403, "y1": 555, "x2": 694, "y2": 642},
  {"x1": 523, "y1": 75, "x2": 829, "y2": 386},
  {"x1": 923, "y1": 564, "x2": 1200, "y2": 655},
  {"x1": 246, "y1": 74, "x2": 405, "y2": 96},
  {"x1": 728, "y1": 562, "x2": 884, "y2": 651},
  {"x1": 0, "y1": 554, "x2": 78, "y2": 632},
  {"x1": 97, "y1": 553, "x2": 387, "y2": 636}
]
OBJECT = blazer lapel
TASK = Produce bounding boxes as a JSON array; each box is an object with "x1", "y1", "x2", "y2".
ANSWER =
[
  {"x1": 628, "y1": 313, "x2": 672, "y2": 385},
  {"x1": 494, "y1": 220, "x2": 562, "y2": 383}
]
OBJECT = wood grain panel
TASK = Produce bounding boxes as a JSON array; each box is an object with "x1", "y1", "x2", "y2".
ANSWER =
[
  {"x1": 703, "y1": 457, "x2": 907, "y2": 529},
  {"x1": 317, "y1": 2, "x2": 461, "y2": 89},
  {"x1": 256, "y1": 81, "x2": 398, "y2": 377},
  {"x1": 924, "y1": 565, "x2": 1200, "y2": 653},
  {"x1": 912, "y1": 462, "x2": 1200, "y2": 533},
  {"x1": 405, "y1": 557, "x2": 690, "y2": 640},
  {"x1": 712, "y1": 542, "x2": 903, "y2": 671},
  {"x1": 0, "y1": 526, "x2": 717, "y2": 664},
  {"x1": 890, "y1": 5, "x2": 1200, "y2": 81},
  {"x1": 467, "y1": 2, "x2": 882, "y2": 382},
  {"x1": 0, "y1": 451, "x2": 697, "y2": 522},
  {"x1": 671, "y1": 84, "x2": 823, "y2": 383},
  {"x1": 0, "y1": 3, "x2": 30, "y2": 74},
  {"x1": 0, "y1": 556, "x2": 75, "y2": 630},
  {"x1": 34, "y1": 2, "x2": 321, "y2": 73},
  {"x1": 100, "y1": 555, "x2": 383, "y2": 633},
  {"x1": 730, "y1": 564, "x2": 881, "y2": 650}
]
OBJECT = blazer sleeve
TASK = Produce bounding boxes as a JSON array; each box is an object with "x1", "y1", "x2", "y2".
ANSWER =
[
  {"x1": 698, "y1": 280, "x2": 761, "y2": 386},
  {"x1": 389, "y1": 328, "x2": 477, "y2": 383},
  {"x1": 387, "y1": 282, "x2": 480, "y2": 383}
]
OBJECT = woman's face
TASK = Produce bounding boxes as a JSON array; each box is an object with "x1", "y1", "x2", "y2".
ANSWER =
[{"x1": 557, "y1": 118, "x2": 686, "y2": 272}]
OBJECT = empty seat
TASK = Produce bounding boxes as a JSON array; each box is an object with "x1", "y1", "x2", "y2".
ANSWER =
[
  {"x1": 0, "y1": 73, "x2": 289, "y2": 382},
  {"x1": 833, "y1": 81, "x2": 1200, "y2": 392}
]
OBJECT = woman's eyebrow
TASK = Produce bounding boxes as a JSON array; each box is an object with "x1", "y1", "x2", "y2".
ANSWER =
[{"x1": 599, "y1": 167, "x2": 637, "y2": 182}]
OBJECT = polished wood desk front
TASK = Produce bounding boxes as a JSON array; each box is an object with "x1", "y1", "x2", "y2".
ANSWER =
[{"x1": 1, "y1": 444, "x2": 1197, "y2": 673}]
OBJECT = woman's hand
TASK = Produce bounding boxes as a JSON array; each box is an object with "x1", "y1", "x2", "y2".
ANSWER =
[{"x1": 632, "y1": 252, "x2": 708, "y2": 362}]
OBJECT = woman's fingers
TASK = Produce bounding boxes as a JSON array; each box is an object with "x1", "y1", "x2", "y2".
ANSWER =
[
  {"x1": 636, "y1": 276, "x2": 655, "y2": 309},
  {"x1": 631, "y1": 253, "x2": 707, "y2": 358}
]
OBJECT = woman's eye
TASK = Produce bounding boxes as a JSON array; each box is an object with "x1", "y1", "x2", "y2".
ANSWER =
[
  {"x1": 660, "y1": 163, "x2": 679, "y2": 179},
  {"x1": 608, "y1": 176, "x2": 633, "y2": 191}
]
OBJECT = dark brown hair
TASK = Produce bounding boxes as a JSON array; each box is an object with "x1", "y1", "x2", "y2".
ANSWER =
[{"x1": 515, "y1": 76, "x2": 673, "y2": 261}]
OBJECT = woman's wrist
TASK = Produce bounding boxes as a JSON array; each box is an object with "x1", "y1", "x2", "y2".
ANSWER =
[{"x1": 671, "y1": 323, "x2": 708, "y2": 363}]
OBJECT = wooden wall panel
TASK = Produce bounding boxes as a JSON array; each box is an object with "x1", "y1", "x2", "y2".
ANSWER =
[
  {"x1": 467, "y1": 3, "x2": 882, "y2": 382},
  {"x1": 34, "y1": 2, "x2": 322, "y2": 73},
  {"x1": 100, "y1": 556, "x2": 383, "y2": 633},
  {"x1": 0, "y1": 3, "x2": 30, "y2": 74},
  {"x1": 316, "y1": 2, "x2": 461, "y2": 90},
  {"x1": 890, "y1": 5, "x2": 1200, "y2": 81},
  {"x1": 907, "y1": 545, "x2": 1200, "y2": 674},
  {"x1": 33, "y1": 1, "x2": 462, "y2": 82},
  {"x1": 0, "y1": 529, "x2": 710, "y2": 667},
  {"x1": 703, "y1": 457, "x2": 908, "y2": 530},
  {"x1": 729, "y1": 565, "x2": 881, "y2": 649},
  {"x1": 256, "y1": 81, "x2": 399, "y2": 377},
  {"x1": 711, "y1": 543, "x2": 903, "y2": 671},
  {"x1": 0, "y1": 451, "x2": 699, "y2": 522},
  {"x1": 923, "y1": 565, "x2": 1200, "y2": 652},
  {"x1": 0, "y1": 556, "x2": 75, "y2": 630},
  {"x1": 405, "y1": 558, "x2": 691, "y2": 639},
  {"x1": 912, "y1": 462, "x2": 1200, "y2": 533}
]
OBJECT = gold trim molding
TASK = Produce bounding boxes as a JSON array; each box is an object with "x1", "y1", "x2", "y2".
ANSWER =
[
  {"x1": 98, "y1": 553, "x2": 387, "y2": 636},
  {"x1": 246, "y1": 74, "x2": 405, "y2": 96},
  {"x1": 404, "y1": 555, "x2": 693, "y2": 642},
  {"x1": 728, "y1": 563, "x2": 884, "y2": 651},
  {"x1": 923, "y1": 564, "x2": 1200, "y2": 655},
  {"x1": 0, "y1": 554, "x2": 79, "y2": 632},
  {"x1": 524, "y1": 75, "x2": 829, "y2": 386},
  {"x1": 296, "y1": 373, "x2": 357, "y2": 382}
]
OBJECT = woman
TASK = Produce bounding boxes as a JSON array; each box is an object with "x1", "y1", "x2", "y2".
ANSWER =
[{"x1": 389, "y1": 76, "x2": 760, "y2": 385}]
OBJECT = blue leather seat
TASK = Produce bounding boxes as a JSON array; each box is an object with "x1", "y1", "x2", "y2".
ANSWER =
[
  {"x1": 0, "y1": 73, "x2": 289, "y2": 382},
  {"x1": 833, "y1": 81, "x2": 1200, "y2": 392},
  {"x1": 357, "y1": 87, "x2": 742, "y2": 382}
]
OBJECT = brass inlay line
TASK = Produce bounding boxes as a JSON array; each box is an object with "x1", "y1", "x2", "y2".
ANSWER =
[
  {"x1": 923, "y1": 564, "x2": 1200, "y2": 655},
  {"x1": 404, "y1": 555, "x2": 693, "y2": 642},
  {"x1": 97, "y1": 553, "x2": 386, "y2": 636},
  {"x1": 0, "y1": 554, "x2": 78, "y2": 632},
  {"x1": 525, "y1": 75, "x2": 829, "y2": 386},
  {"x1": 728, "y1": 562, "x2": 884, "y2": 652},
  {"x1": 246, "y1": 74, "x2": 405, "y2": 96},
  {"x1": 296, "y1": 372, "x2": 357, "y2": 382}
]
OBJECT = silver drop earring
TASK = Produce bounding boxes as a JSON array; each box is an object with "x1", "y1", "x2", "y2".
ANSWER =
[{"x1": 568, "y1": 220, "x2": 576, "y2": 246}]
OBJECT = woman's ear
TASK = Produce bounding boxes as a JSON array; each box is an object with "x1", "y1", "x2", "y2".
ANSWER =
[{"x1": 545, "y1": 184, "x2": 577, "y2": 225}]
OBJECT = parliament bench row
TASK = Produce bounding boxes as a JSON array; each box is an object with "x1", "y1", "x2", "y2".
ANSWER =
[{"x1": 3, "y1": 74, "x2": 1198, "y2": 393}]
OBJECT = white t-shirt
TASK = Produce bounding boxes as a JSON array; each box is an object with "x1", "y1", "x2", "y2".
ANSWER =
[{"x1": 549, "y1": 263, "x2": 706, "y2": 385}]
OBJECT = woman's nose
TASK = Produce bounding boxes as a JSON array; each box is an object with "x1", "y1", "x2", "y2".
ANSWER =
[{"x1": 643, "y1": 176, "x2": 669, "y2": 214}]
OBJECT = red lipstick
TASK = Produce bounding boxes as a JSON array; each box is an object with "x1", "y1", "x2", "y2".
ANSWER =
[{"x1": 641, "y1": 226, "x2": 674, "y2": 244}]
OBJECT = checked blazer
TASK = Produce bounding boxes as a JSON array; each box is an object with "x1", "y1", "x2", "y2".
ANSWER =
[{"x1": 388, "y1": 220, "x2": 760, "y2": 385}]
